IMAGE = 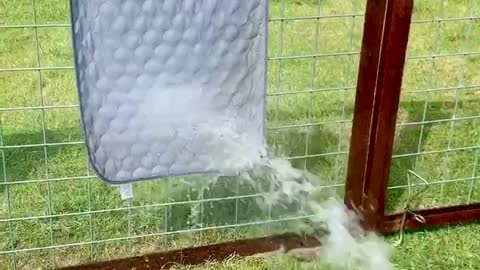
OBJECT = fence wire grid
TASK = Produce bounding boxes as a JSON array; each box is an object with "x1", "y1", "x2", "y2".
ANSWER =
[
  {"x1": 0, "y1": 0, "x2": 365, "y2": 269},
  {"x1": 387, "y1": 0, "x2": 480, "y2": 214}
]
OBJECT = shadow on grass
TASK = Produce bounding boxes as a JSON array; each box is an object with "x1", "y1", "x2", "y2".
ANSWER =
[
  {"x1": 0, "y1": 127, "x2": 85, "y2": 191},
  {"x1": 0, "y1": 120, "x2": 342, "y2": 239},
  {"x1": 386, "y1": 100, "x2": 456, "y2": 213},
  {"x1": 1, "y1": 98, "x2": 457, "y2": 225}
]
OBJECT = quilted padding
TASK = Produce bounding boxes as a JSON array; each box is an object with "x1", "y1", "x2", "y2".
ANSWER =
[{"x1": 70, "y1": 0, "x2": 269, "y2": 183}]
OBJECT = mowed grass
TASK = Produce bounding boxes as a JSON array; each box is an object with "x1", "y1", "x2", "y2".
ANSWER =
[{"x1": 0, "y1": 0, "x2": 480, "y2": 269}]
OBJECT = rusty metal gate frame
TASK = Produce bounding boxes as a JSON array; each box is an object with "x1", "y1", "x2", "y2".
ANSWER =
[{"x1": 345, "y1": 0, "x2": 480, "y2": 234}]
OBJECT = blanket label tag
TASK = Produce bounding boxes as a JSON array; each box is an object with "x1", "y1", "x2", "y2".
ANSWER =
[{"x1": 120, "y1": 183, "x2": 133, "y2": 200}]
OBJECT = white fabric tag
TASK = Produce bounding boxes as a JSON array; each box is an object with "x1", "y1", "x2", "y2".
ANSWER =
[{"x1": 119, "y1": 183, "x2": 133, "y2": 200}]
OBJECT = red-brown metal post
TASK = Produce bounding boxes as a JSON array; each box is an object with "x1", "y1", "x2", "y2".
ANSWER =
[
  {"x1": 345, "y1": 0, "x2": 414, "y2": 232},
  {"x1": 344, "y1": 0, "x2": 389, "y2": 213}
]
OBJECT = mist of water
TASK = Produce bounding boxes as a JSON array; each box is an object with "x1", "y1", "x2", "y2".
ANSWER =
[
  {"x1": 185, "y1": 138, "x2": 395, "y2": 270},
  {"x1": 138, "y1": 84, "x2": 394, "y2": 269}
]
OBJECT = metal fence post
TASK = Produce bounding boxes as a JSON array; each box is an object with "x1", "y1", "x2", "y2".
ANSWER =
[{"x1": 345, "y1": 0, "x2": 414, "y2": 232}]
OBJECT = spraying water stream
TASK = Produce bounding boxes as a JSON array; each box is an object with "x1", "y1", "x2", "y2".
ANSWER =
[
  {"x1": 136, "y1": 84, "x2": 394, "y2": 269},
  {"x1": 180, "y1": 138, "x2": 395, "y2": 270}
]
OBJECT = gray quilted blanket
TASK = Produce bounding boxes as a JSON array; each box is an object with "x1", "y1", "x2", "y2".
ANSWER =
[{"x1": 70, "y1": 0, "x2": 269, "y2": 183}]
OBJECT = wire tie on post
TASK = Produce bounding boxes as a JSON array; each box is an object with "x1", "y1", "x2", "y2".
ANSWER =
[{"x1": 394, "y1": 170, "x2": 429, "y2": 246}]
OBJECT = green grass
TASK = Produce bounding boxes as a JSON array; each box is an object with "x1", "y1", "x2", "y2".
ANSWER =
[{"x1": 1, "y1": 0, "x2": 480, "y2": 269}]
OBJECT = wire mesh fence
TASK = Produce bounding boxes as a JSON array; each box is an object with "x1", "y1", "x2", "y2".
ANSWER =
[
  {"x1": 0, "y1": 0, "x2": 365, "y2": 269},
  {"x1": 387, "y1": 0, "x2": 480, "y2": 214}
]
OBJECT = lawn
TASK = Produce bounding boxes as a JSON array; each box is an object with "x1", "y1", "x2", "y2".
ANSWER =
[{"x1": 1, "y1": 0, "x2": 480, "y2": 269}]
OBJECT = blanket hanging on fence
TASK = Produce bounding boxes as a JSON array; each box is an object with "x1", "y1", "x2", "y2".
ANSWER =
[{"x1": 70, "y1": 0, "x2": 269, "y2": 183}]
